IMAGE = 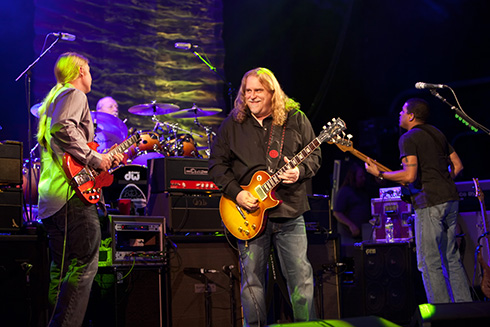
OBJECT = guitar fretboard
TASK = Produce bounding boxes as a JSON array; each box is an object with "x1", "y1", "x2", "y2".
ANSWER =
[{"x1": 261, "y1": 119, "x2": 345, "y2": 194}]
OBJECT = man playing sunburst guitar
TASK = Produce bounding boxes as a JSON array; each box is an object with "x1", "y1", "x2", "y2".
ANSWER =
[
  {"x1": 209, "y1": 68, "x2": 321, "y2": 326},
  {"x1": 365, "y1": 98, "x2": 472, "y2": 304},
  {"x1": 36, "y1": 53, "x2": 124, "y2": 326}
]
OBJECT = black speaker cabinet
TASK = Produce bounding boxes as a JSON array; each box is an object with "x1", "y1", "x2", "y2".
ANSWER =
[
  {"x1": 413, "y1": 301, "x2": 490, "y2": 327},
  {"x1": 147, "y1": 193, "x2": 223, "y2": 233},
  {"x1": 0, "y1": 141, "x2": 22, "y2": 185},
  {"x1": 85, "y1": 266, "x2": 170, "y2": 327},
  {"x1": 0, "y1": 235, "x2": 49, "y2": 327},
  {"x1": 307, "y1": 233, "x2": 341, "y2": 319},
  {"x1": 168, "y1": 235, "x2": 241, "y2": 327},
  {"x1": 0, "y1": 188, "x2": 23, "y2": 232},
  {"x1": 345, "y1": 242, "x2": 424, "y2": 325},
  {"x1": 263, "y1": 232, "x2": 341, "y2": 323}
]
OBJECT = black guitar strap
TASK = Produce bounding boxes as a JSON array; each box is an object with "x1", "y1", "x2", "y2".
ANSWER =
[{"x1": 266, "y1": 121, "x2": 287, "y2": 175}]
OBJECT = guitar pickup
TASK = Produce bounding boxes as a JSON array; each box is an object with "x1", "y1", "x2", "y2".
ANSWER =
[{"x1": 236, "y1": 205, "x2": 246, "y2": 219}]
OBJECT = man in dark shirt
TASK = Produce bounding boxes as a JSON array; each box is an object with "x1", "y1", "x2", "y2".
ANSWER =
[
  {"x1": 365, "y1": 98, "x2": 472, "y2": 303},
  {"x1": 209, "y1": 67, "x2": 321, "y2": 326}
]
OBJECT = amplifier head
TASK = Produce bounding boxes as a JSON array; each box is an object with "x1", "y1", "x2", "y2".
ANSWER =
[{"x1": 147, "y1": 157, "x2": 218, "y2": 193}]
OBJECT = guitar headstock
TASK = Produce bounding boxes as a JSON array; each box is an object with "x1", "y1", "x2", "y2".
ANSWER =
[
  {"x1": 329, "y1": 133, "x2": 354, "y2": 153},
  {"x1": 319, "y1": 118, "x2": 347, "y2": 143}
]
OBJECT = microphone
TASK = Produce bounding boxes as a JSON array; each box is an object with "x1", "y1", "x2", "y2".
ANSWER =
[
  {"x1": 222, "y1": 264, "x2": 235, "y2": 273},
  {"x1": 183, "y1": 267, "x2": 218, "y2": 274},
  {"x1": 51, "y1": 32, "x2": 76, "y2": 41},
  {"x1": 174, "y1": 42, "x2": 199, "y2": 50},
  {"x1": 415, "y1": 82, "x2": 446, "y2": 90}
]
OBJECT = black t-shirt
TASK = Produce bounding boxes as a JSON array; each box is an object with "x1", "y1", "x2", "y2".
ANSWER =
[{"x1": 398, "y1": 124, "x2": 459, "y2": 209}]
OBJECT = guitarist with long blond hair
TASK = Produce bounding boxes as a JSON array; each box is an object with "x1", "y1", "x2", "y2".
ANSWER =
[
  {"x1": 209, "y1": 68, "x2": 321, "y2": 326},
  {"x1": 37, "y1": 52, "x2": 123, "y2": 326}
]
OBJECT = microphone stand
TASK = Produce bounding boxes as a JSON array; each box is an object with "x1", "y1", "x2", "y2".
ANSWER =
[
  {"x1": 430, "y1": 89, "x2": 490, "y2": 135},
  {"x1": 15, "y1": 36, "x2": 61, "y2": 222},
  {"x1": 190, "y1": 48, "x2": 235, "y2": 111},
  {"x1": 224, "y1": 267, "x2": 237, "y2": 327}
]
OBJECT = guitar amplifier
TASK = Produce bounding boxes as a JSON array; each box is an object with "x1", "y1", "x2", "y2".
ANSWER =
[
  {"x1": 0, "y1": 141, "x2": 22, "y2": 185},
  {"x1": 147, "y1": 192, "x2": 223, "y2": 233},
  {"x1": 147, "y1": 157, "x2": 218, "y2": 193},
  {"x1": 456, "y1": 179, "x2": 490, "y2": 212},
  {"x1": 371, "y1": 198, "x2": 413, "y2": 242}
]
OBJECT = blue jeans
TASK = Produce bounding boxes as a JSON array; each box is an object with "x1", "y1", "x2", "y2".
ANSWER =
[
  {"x1": 414, "y1": 201, "x2": 472, "y2": 303},
  {"x1": 237, "y1": 216, "x2": 315, "y2": 327},
  {"x1": 42, "y1": 196, "x2": 101, "y2": 327}
]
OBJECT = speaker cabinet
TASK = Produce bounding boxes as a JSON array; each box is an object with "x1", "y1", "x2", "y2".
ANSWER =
[
  {"x1": 168, "y1": 235, "x2": 241, "y2": 327},
  {"x1": 86, "y1": 266, "x2": 170, "y2": 327},
  {"x1": 307, "y1": 233, "x2": 341, "y2": 319},
  {"x1": 0, "y1": 235, "x2": 49, "y2": 327},
  {"x1": 413, "y1": 301, "x2": 490, "y2": 327},
  {"x1": 345, "y1": 242, "x2": 424, "y2": 325},
  {"x1": 263, "y1": 232, "x2": 341, "y2": 323},
  {"x1": 147, "y1": 193, "x2": 222, "y2": 233},
  {"x1": 0, "y1": 141, "x2": 22, "y2": 185}
]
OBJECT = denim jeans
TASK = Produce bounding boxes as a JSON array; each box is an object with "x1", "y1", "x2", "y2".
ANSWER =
[
  {"x1": 414, "y1": 200, "x2": 472, "y2": 303},
  {"x1": 42, "y1": 196, "x2": 101, "y2": 327},
  {"x1": 237, "y1": 215, "x2": 315, "y2": 327}
]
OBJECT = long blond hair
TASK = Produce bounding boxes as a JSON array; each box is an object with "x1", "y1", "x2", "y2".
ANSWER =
[
  {"x1": 231, "y1": 67, "x2": 299, "y2": 126},
  {"x1": 37, "y1": 52, "x2": 89, "y2": 148}
]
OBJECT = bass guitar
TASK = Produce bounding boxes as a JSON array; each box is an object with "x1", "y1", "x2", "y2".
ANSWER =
[
  {"x1": 473, "y1": 177, "x2": 490, "y2": 298},
  {"x1": 219, "y1": 118, "x2": 346, "y2": 241},
  {"x1": 62, "y1": 134, "x2": 140, "y2": 205}
]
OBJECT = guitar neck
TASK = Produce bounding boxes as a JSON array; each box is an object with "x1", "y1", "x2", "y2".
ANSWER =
[
  {"x1": 348, "y1": 148, "x2": 392, "y2": 172},
  {"x1": 107, "y1": 134, "x2": 138, "y2": 158},
  {"x1": 263, "y1": 136, "x2": 321, "y2": 193}
]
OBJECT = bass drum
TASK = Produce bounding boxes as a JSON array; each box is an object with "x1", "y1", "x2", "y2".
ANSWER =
[
  {"x1": 103, "y1": 164, "x2": 147, "y2": 206},
  {"x1": 22, "y1": 159, "x2": 40, "y2": 205},
  {"x1": 130, "y1": 151, "x2": 166, "y2": 167}
]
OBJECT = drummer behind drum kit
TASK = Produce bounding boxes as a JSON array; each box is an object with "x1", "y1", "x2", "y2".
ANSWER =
[{"x1": 25, "y1": 100, "x2": 221, "y2": 209}]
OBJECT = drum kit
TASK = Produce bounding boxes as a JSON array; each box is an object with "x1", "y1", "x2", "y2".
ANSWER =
[{"x1": 24, "y1": 100, "x2": 221, "y2": 207}]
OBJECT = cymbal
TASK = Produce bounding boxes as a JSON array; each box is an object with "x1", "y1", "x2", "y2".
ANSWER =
[
  {"x1": 170, "y1": 106, "x2": 222, "y2": 118},
  {"x1": 128, "y1": 102, "x2": 180, "y2": 116},
  {"x1": 91, "y1": 111, "x2": 128, "y2": 152},
  {"x1": 31, "y1": 103, "x2": 43, "y2": 117}
]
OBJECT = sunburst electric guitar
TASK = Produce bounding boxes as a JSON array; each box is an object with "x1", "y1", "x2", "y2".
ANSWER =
[
  {"x1": 62, "y1": 134, "x2": 140, "y2": 205},
  {"x1": 473, "y1": 178, "x2": 490, "y2": 298},
  {"x1": 219, "y1": 118, "x2": 346, "y2": 241}
]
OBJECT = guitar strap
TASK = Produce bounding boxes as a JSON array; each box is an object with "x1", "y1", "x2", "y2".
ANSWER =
[{"x1": 266, "y1": 120, "x2": 287, "y2": 175}]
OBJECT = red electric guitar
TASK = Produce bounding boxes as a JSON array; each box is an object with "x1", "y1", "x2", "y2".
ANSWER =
[
  {"x1": 219, "y1": 118, "x2": 346, "y2": 241},
  {"x1": 62, "y1": 134, "x2": 140, "y2": 205}
]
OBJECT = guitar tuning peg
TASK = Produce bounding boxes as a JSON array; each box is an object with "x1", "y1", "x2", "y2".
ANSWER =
[
  {"x1": 327, "y1": 122, "x2": 332, "y2": 126},
  {"x1": 347, "y1": 134, "x2": 353, "y2": 140}
]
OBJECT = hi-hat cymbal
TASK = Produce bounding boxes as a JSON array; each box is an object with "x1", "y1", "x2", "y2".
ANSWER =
[
  {"x1": 31, "y1": 103, "x2": 43, "y2": 117},
  {"x1": 91, "y1": 111, "x2": 128, "y2": 152},
  {"x1": 170, "y1": 106, "x2": 222, "y2": 118},
  {"x1": 128, "y1": 102, "x2": 180, "y2": 116}
]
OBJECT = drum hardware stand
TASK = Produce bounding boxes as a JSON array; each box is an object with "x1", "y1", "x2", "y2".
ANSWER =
[
  {"x1": 193, "y1": 117, "x2": 215, "y2": 157},
  {"x1": 16, "y1": 35, "x2": 63, "y2": 222}
]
